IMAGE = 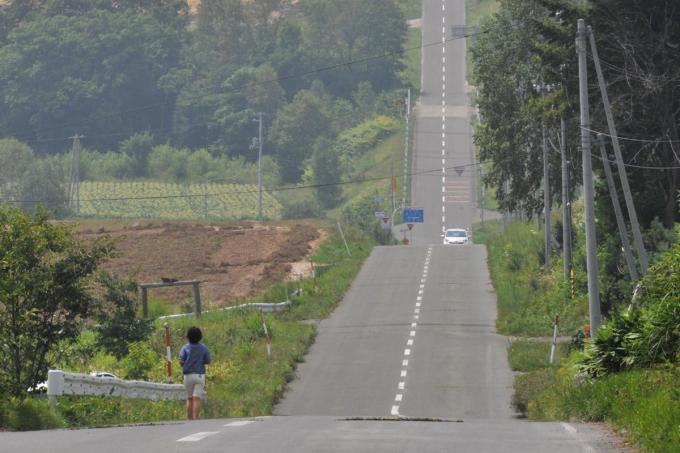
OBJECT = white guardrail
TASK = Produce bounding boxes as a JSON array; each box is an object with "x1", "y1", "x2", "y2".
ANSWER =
[
  {"x1": 158, "y1": 301, "x2": 291, "y2": 320},
  {"x1": 47, "y1": 370, "x2": 185, "y2": 402}
]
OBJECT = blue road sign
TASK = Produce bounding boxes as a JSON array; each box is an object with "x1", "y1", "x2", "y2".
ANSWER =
[{"x1": 403, "y1": 208, "x2": 424, "y2": 223}]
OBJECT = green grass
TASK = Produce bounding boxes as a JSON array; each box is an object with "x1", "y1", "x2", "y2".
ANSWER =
[
  {"x1": 485, "y1": 221, "x2": 588, "y2": 336},
  {"x1": 401, "y1": 27, "x2": 422, "y2": 92},
  {"x1": 397, "y1": 0, "x2": 422, "y2": 20},
  {"x1": 466, "y1": 0, "x2": 499, "y2": 28},
  {"x1": 330, "y1": 131, "x2": 405, "y2": 219},
  {"x1": 8, "y1": 224, "x2": 374, "y2": 429},
  {"x1": 508, "y1": 339, "x2": 569, "y2": 372},
  {"x1": 528, "y1": 366, "x2": 680, "y2": 453},
  {"x1": 78, "y1": 181, "x2": 282, "y2": 221}
]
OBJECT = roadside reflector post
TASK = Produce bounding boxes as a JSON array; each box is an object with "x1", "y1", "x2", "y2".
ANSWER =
[
  {"x1": 260, "y1": 309, "x2": 272, "y2": 360},
  {"x1": 164, "y1": 323, "x2": 172, "y2": 381},
  {"x1": 549, "y1": 315, "x2": 559, "y2": 365}
]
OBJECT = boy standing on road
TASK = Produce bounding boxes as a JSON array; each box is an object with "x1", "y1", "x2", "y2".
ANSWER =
[{"x1": 179, "y1": 326, "x2": 211, "y2": 420}]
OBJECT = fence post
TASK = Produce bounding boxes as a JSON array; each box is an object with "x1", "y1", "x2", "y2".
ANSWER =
[
  {"x1": 47, "y1": 370, "x2": 65, "y2": 407},
  {"x1": 193, "y1": 282, "x2": 201, "y2": 317}
]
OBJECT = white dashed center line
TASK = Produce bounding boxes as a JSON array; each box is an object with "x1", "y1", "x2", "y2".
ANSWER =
[
  {"x1": 391, "y1": 247, "x2": 433, "y2": 417},
  {"x1": 177, "y1": 432, "x2": 219, "y2": 442}
]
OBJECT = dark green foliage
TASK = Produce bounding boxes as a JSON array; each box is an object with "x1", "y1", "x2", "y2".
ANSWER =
[
  {"x1": 0, "y1": 138, "x2": 68, "y2": 215},
  {"x1": 577, "y1": 229, "x2": 680, "y2": 376},
  {"x1": 342, "y1": 196, "x2": 394, "y2": 245},
  {"x1": 94, "y1": 273, "x2": 153, "y2": 360},
  {"x1": 0, "y1": 206, "x2": 113, "y2": 399},
  {"x1": 311, "y1": 138, "x2": 342, "y2": 209}
]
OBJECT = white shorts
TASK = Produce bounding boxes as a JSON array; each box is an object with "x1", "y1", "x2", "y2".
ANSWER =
[{"x1": 183, "y1": 373, "x2": 205, "y2": 399}]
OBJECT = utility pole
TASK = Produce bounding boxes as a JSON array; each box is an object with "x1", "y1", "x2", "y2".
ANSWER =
[
  {"x1": 68, "y1": 134, "x2": 83, "y2": 216},
  {"x1": 402, "y1": 88, "x2": 411, "y2": 209},
  {"x1": 480, "y1": 165, "x2": 485, "y2": 225},
  {"x1": 542, "y1": 115, "x2": 551, "y2": 270},
  {"x1": 252, "y1": 113, "x2": 264, "y2": 220},
  {"x1": 577, "y1": 19, "x2": 601, "y2": 335},
  {"x1": 588, "y1": 26, "x2": 648, "y2": 275},
  {"x1": 598, "y1": 135, "x2": 639, "y2": 281},
  {"x1": 561, "y1": 117, "x2": 572, "y2": 281}
]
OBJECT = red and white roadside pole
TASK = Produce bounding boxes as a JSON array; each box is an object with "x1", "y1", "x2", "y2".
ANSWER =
[{"x1": 164, "y1": 323, "x2": 172, "y2": 379}]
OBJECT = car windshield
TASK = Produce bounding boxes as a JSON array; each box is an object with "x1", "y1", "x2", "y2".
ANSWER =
[{"x1": 446, "y1": 230, "x2": 467, "y2": 238}]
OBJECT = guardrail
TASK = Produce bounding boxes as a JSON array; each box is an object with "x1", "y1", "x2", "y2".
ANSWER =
[
  {"x1": 158, "y1": 301, "x2": 291, "y2": 320},
  {"x1": 47, "y1": 370, "x2": 185, "y2": 405}
]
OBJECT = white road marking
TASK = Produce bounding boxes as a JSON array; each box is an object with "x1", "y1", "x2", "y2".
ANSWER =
[
  {"x1": 401, "y1": 370, "x2": 408, "y2": 377},
  {"x1": 403, "y1": 359, "x2": 409, "y2": 366},
  {"x1": 410, "y1": 331, "x2": 416, "y2": 337},
  {"x1": 414, "y1": 314, "x2": 419, "y2": 320},
  {"x1": 417, "y1": 296, "x2": 422, "y2": 301},
  {"x1": 225, "y1": 420, "x2": 255, "y2": 427},
  {"x1": 391, "y1": 405, "x2": 400, "y2": 416},
  {"x1": 396, "y1": 394, "x2": 403, "y2": 402},
  {"x1": 414, "y1": 308, "x2": 420, "y2": 314},
  {"x1": 416, "y1": 302, "x2": 421, "y2": 307},
  {"x1": 561, "y1": 423, "x2": 577, "y2": 434},
  {"x1": 177, "y1": 432, "x2": 219, "y2": 442},
  {"x1": 411, "y1": 322, "x2": 417, "y2": 327},
  {"x1": 398, "y1": 382, "x2": 405, "y2": 390},
  {"x1": 404, "y1": 349, "x2": 411, "y2": 356},
  {"x1": 407, "y1": 339, "x2": 414, "y2": 346}
]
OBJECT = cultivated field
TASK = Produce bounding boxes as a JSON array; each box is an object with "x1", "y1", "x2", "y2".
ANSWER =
[{"x1": 78, "y1": 181, "x2": 282, "y2": 221}]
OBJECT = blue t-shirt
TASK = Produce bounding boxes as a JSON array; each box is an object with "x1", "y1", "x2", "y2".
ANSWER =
[{"x1": 179, "y1": 343, "x2": 211, "y2": 375}]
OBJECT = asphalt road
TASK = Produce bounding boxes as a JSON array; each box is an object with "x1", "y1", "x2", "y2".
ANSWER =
[{"x1": 0, "y1": 1, "x2": 630, "y2": 452}]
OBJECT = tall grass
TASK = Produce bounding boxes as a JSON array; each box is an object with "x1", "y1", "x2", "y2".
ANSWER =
[
  {"x1": 529, "y1": 366, "x2": 680, "y2": 453},
  {"x1": 485, "y1": 221, "x2": 588, "y2": 336}
]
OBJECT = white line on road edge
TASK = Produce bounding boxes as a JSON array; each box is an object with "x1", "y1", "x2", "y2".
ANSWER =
[
  {"x1": 404, "y1": 349, "x2": 411, "y2": 356},
  {"x1": 177, "y1": 432, "x2": 219, "y2": 442},
  {"x1": 402, "y1": 359, "x2": 409, "y2": 366},
  {"x1": 561, "y1": 423, "x2": 597, "y2": 453},
  {"x1": 401, "y1": 370, "x2": 407, "y2": 377},
  {"x1": 225, "y1": 420, "x2": 255, "y2": 427},
  {"x1": 399, "y1": 382, "x2": 405, "y2": 390},
  {"x1": 561, "y1": 423, "x2": 577, "y2": 434},
  {"x1": 391, "y1": 405, "x2": 400, "y2": 416},
  {"x1": 395, "y1": 394, "x2": 403, "y2": 402}
]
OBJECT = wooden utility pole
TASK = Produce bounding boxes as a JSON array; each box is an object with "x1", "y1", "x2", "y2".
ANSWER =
[
  {"x1": 588, "y1": 26, "x2": 648, "y2": 275},
  {"x1": 598, "y1": 135, "x2": 639, "y2": 281},
  {"x1": 577, "y1": 19, "x2": 601, "y2": 335},
  {"x1": 561, "y1": 117, "x2": 572, "y2": 281}
]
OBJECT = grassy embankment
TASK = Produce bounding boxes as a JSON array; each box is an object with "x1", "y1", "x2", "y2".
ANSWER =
[
  {"x1": 1, "y1": 224, "x2": 374, "y2": 430},
  {"x1": 474, "y1": 219, "x2": 680, "y2": 452}
]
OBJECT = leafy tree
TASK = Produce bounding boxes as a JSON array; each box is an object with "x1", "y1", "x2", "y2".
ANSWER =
[
  {"x1": 0, "y1": 206, "x2": 113, "y2": 399},
  {"x1": 300, "y1": 0, "x2": 406, "y2": 97},
  {"x1": 119, "y1": 132, "x2": 155, "y2": 178},
  {"x1": 0, "y1": 138, "x2": 67, "y2": 214},
  {"x1": 0, "y1": 9, "x2": 186, "y2": 150},
  {"x1": 94, "y1": 273, "x2": 153, "y2": 360},
  {"x1": 269, "y1": 90, "x2": 333, "y2": 181},
  {"x1": 311, "y1": 138, "x2": 342, "y2": 209}
]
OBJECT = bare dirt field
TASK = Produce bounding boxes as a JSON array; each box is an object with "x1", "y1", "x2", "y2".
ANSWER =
[{"x1": 75, "y1": 219, "x2": 323, "y2": 310}]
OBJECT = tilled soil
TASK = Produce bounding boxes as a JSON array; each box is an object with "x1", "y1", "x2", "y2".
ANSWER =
[{"x1": 76, "y1": 219, "x2": 321, "y2": 309}]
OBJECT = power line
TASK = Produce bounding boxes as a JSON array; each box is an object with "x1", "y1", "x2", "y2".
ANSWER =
[
  {"x1": 13, "y1": 31, "x2": 486, "y2": 145},
  {"x1": 579, "y1": 126, "x2": 680, "y2": 144},
  {"x1": 0, "y1": 161, "x2": 483, "y2": 205}
]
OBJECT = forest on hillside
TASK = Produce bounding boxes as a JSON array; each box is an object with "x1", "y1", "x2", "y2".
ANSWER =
[{"x1": 0, "y1": 0, "x2": 415, "y2": 213}]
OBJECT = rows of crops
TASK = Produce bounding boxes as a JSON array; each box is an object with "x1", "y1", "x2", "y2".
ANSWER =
[{"x1": 78, "y1": 181, "x2": 282, "y2": 221}]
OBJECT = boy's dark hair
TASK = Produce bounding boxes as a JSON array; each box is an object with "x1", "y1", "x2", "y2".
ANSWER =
[{"x1": 186, "y1": 326, "x2": 203, "y2": 344}]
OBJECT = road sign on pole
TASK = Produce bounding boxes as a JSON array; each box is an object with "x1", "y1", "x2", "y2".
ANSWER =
[{"x1": 403, "y1": 208, "x2": 424, "y2": 223}]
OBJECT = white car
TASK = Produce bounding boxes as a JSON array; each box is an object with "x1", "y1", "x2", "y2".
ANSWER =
[{"x1": 443, "y1": 228, "x2": 469, "y2": 245}]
